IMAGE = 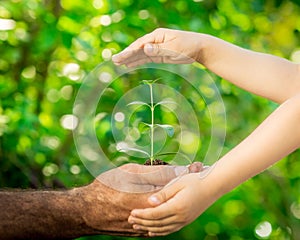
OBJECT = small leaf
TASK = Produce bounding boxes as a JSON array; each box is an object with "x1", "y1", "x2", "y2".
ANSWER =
[
  {"x1": 138, "y1": 122, "x2": 151, "y2": 132},
  {"x1": 141, "y1": 78, "x2": 161, "y2": 85},
  {"x1": 155, "y1": 100, "x2": 177, "y2": 108},
  {"x1": 127, "y1": 101, "x2": 150, "y2": 108},
  {"x1": 155, "y1": 124, "x2": 175, "y2": 137},
  {"x1": 142, "y1": 80, "x2": 152, "y2": 85},
  {"x1": 118, "y1": 146, "x2": 150, "y2": 157}
]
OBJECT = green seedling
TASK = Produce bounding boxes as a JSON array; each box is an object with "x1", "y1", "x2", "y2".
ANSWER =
[{"x1": 119, "y1": 79, "x2": 176, "y2": 165}]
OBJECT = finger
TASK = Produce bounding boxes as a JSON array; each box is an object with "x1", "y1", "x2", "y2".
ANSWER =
[
  {"x1": 132, "y1": 223, "x2": 181, "y2": 235},
  {"x1": 124, "y1": 53, "x2": 194, "y2": 66},
  {"x1": 160, "y1": 162, "x2": 204, "y2": 189},
  {"x1": 145, "y1": 43, "x2": 195, "y2": 64},
  {"x1": 97, "y1": 164, "x2": 168, "y2": 192},
  {"x1": 131, "y1": 204, "x2": 173, "y2": 220},
  {"x1": 147, "y1": 180, "x2": 184, "y2": 206},
  {"x1": 120, "y1": 163, "x2": 188, "y2": 177},
  {"x1": 128, "y1": 27, "x2": 172, "y2": 50},
  {"x1": 120, "y1": 163, "x2": 165, "y2": 173},
  {"x1": 188, "y1": 162, "x2": 203, "y2": 173},
  {"x1": 121, "y1": 48, "x2": 164, "y2": 66},
  {"x1": 112, "y1": 48, "x2": 135, "y2": 64},
  {"x1": 116, "y1": 51, "x2": 152, "y2": 67},
  {"x1": 148, "y1": 229, "x2": 179, "y2": 237},
  {"x1": 128, "y1": 165, "x2": 188, "y2": 187},
  {"x1": 127, "y1": 32, "x2": 156, "y2": 49},
  {"x1": 128, "y1": 214, "x2": 178, "y2": 227},
  {"x1": 112, "y1": 32, "x2": 157, "y2": 64},
  {"x1": 125, "y1": 55, "x2": 169, "y2": 67},
  {"x1": 112, "y1": 48, "x2": 145, "y2": 65},
  {"x1": 142, "y1": 54, "x2": 164, "y2": 65},
  {"x1": 144, "y1": 43, "x2": 167, "y2": 57},
  {"x1": 131, "y1": 188, "x2": 182, "y2": 220},
  {"x1": 124, "y1": 43, "x2": 184, "y2": 66},
  {"x1": 125, "y1": 57, "x2": 153, "y2": 68},
  {"x1": 144, "y1": 42, "x2": 183, "y2": 59},
  {"x1": 113, "y1": 42, "x2": 192, "y2": 66},
  {"x1": 114, "y1": 163, "x2": 198, "y2": 193}
]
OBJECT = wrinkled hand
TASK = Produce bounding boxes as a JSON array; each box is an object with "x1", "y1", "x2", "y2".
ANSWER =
[
  {"x1": 97, "y1": 162, "x2": 203, "y2": 193},
  {"x1": 79, "y1": 163, "x2": 203, "y2": 237},
  {"x1": 112, "y1": 28, "x2": 202, "y2": 67},
  {"x1": 127, "y1": 168, "x2": 220, "y2": 236}
]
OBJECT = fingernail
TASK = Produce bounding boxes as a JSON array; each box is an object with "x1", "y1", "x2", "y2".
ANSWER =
[
  {"x1": 111, "y1": 55, "x2": 120, "y2": 63},
  {"x1": 149, "y1": 232, "x2": 155, "y2": 237},
  {"x1": 133, "y1": 225, "x2": 140, "y2": 230},
  {"x1": 149, "y1": 195, "x2": 160, "y2": 205},
  {"x1": 131, "y1": 210, "x2": 138, "y2": 216},
  {"x1": 188, "y1": 162, "x2": 202, "y2": 173},
  {"x1": 175, "y1": 166, "x2": 188, "y2": 176},
  {"x1": 128, "y1": 217, "x2": 135, "y2": 224},
  {"x1": 145, "y1": 43, "x2": 153, "y2": 52}
]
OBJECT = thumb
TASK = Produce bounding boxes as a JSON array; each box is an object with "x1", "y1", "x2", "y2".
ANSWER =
[
  {"x1": 144, "y1": 43, "x2": 168, "y2": 57},
  {"x1": 147, "y1": 182, "x2": 181, "y2": 207}
]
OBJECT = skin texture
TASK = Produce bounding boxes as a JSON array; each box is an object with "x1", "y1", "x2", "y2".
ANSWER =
[
  {"x1": 0, "y1": 162, "x2": 202, "y2": 239},
  {"x1": 112, "y1": 28, "x2": 300, "y2": 236}
]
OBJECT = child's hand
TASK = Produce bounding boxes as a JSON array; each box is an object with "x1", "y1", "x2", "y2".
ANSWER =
[
  {"x1": 127, "y1": 170, "x2": 220, "y2": 236},
  {"x1": 112, "y1": 28, "x2": 203, "y2": 67}
]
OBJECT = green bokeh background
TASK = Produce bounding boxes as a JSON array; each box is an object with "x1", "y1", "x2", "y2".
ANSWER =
[{"x1": 1, "y1": 0, "x2": 300, "y2": 239}]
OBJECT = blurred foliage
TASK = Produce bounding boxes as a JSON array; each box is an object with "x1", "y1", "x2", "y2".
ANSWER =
[{"x1": 0, "y1": 0, "x2": 300, "y2": 239}]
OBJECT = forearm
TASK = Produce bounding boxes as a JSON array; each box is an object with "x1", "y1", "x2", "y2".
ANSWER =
[
  {"x1": 126, "y1": 99, "x2": 300, "y2": 235},
  {"x1": 198, "y1": 34, "x2": 300, "y2": 103},
  {"x1": 0, "y1": 188, "x2": 96, "y2": 239},
  {"x1": 0, "y1": 163, "x2": 191, "y2": 239},
  {"x1": 208, "y1": 93, "x2": 300, "y2": 197},
  {"x1": 0, "y1": 183, "x2": 151, "y2": 239}
]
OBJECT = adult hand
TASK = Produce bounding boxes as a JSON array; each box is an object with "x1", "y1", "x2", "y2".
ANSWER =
[
  {"x1": 78, "y1": 162, "x2": 203, "y2": 237},
  {"x1": 97, "y1": 162, "x2": 203, "y2": 193},
  {"x1": 0, "y1": 163, "x2": 202, "y2": 239},
  {"x1": 127, "y1": 167, "x2": 221, "y2": 236},
  {"x1": 112, "y1": 28, "x2": 203, "y2": 67}
]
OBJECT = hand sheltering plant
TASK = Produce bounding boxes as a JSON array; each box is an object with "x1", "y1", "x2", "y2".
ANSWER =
[{"x1": 119, "y1": 79, "x2": 177, "y2": 165}]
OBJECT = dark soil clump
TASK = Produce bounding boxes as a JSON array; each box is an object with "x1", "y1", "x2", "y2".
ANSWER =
[{"x1": 144, "y1": 159, "x2": 169, "y2": 165}]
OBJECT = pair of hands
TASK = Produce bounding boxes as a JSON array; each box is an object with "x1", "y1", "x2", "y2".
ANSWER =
[
  {"x1": 111, "y1": 27, "x2": 300, "y2": 236},
  {"x1": 111, "y1": 28, "x2": 217, "y2": 236},
  {"x1": 83, "y1": 162, "x2": 205, "y2": 236}
]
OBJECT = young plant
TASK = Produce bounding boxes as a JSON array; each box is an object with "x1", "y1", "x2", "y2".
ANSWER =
[{"x1": 119, "y1": 79, "x2": 176, "y2": 165}]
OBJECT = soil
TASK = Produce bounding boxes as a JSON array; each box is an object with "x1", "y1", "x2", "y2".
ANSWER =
[{"x1": 144, "y1": 159, "x2": 169, "y2": 165}]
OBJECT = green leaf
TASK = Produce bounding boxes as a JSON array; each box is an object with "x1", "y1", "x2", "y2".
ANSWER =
[
  {"x1": 141, "y1": 78, "x2": 161, "y2": 85},
  {"x1": 127, "y1": 101, "x2": 150, "y2": 108},
  {"x1": 154, "y1": 99, "x2": 177, "y2": 108},
  {"x1": 118, "y1": 146, "x2": 150, "y2": 157},
  {"x1": 138, "y1": 122, "x2": 151, "y2": 132},
  {"x1": 155, "y1": 124, "x2": 175, "y2": 137},
  {"x1": 142, "y1": 80, "x2": 151, "y2": 85}
]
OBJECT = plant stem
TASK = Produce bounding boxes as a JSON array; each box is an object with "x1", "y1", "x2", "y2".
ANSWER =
[{"x1": 149, "y1": 83, "x2": 154, "y2": 165}]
